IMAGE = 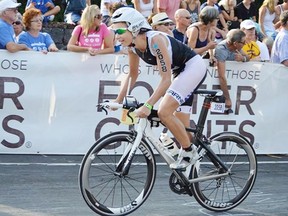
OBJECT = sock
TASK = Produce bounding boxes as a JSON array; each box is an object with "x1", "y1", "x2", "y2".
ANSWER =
[{"x1": 183, "y1": 145, "x2": 192, "y2": 152}]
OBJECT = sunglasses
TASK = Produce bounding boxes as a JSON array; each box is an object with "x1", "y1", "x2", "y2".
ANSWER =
[
  {"x1": 12, "y1": 21, "x2": 21, "y2": 25},
  {"x1": 113, "y1": 28, "x2": 127, "y2": 35},
  {"x1": 160, "y1": 22, "x2": 174, "y2": 26},
  {"x1": 94, "y1": 14, "x2": 102, "y2": 19}
]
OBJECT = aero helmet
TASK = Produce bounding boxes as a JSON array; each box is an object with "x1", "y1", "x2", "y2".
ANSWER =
[{"x1": 111, "y1": 7, "x2": 152, "y2": 34}]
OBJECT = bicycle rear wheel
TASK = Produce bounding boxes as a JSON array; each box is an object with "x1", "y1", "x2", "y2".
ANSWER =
[
  {"x1": 191, "y1": 132, "x2": 257, "y2": 211},
  {"x1": 79, "y1": 131, "x2": 156, "y2": 216}
]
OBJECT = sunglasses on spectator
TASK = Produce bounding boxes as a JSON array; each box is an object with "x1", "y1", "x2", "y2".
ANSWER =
[
  {"x1": 94, "y1": 14, "x2": 102, "y2": 19},
  {"x1": 12, "y1": 21, "x2": 21, "y2": 25},
  {"x1": 160, "y1": 22, "x2": 174, "y2": 26},
  {"x1": 113, "y1": 28, "x2": 127, "y2": 35}
]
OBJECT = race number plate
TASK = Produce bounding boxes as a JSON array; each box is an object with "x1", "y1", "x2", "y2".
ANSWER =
[{"x1": 211, "y1": 102, "x2": 225, "y2": 113}]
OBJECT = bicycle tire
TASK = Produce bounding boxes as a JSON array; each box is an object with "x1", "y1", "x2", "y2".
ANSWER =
[
  {"x1": 191, "y1": 132, "x2": 257, "y2": 211},
  {"x1": 79, "y1": 131, "x2": 157, "y2": 216}
]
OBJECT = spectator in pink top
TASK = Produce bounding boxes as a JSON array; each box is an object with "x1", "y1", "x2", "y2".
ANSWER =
[
  {"x1": 157, "y1": 0, "x2": 181, "y2": 22},
  {"x1": 67, "y1": 5, "x2": 114, "y2": 55}
]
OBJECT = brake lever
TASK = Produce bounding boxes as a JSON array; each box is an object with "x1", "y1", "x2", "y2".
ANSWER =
[
  {"x1": 127, "y1": 107, "x2": 136, "y2": 123},
  {"x1": 97, "y1": 104, "x2": 108, "y2": 115}
]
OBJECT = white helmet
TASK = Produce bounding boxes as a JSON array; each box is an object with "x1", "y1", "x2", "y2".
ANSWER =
[{"x1": 111, "y1": 7, "x2": 152, "y2": 33}]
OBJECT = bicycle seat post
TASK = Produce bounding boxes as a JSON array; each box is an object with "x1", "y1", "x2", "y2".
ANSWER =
[{"x1": 196, "y1": 94, "x2": 213, "y2": 135}]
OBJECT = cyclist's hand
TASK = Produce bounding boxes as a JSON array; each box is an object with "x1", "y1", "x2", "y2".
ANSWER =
[{"x1": 135, "y1": 106, "x2": 151, "y2": 118}]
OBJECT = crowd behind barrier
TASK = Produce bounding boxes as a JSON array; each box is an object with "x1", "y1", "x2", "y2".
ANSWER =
[{"x1": 0, "y1": 50, "x2": 287, "y2": 155}]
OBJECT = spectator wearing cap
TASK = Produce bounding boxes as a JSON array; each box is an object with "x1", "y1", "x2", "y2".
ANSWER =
[
  {"x1": 13, "y1": 12, "x2": 24, "y2": 42},
  {"x1": 214, "y1": 29, "x2": 250, "y2": 113},
  {"x1": 0, "y1": 0, "x2": 29, "y2": 52},
  {"x1": 150, "y1": 12, "x2": 174, "y2": 36},
  {"x1": 271, "y1": 11, "x2": 288, "y2": 67},
  {"x1": 173, "y1": 9, "x2": 192, "y2": 44},
  {"x1": 240, "y1": 19, "x2": 270, "y2": 62}
]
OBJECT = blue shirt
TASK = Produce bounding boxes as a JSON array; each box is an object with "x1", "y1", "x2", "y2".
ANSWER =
[
  {"x1": 172, "y1": 28, "x2": 188, "y2": 44},
  {"x1": 0, "y1": 18, "x2": 16, "y2": 49},
  {"x1": 18, "y1": 32, "x2": 54, "y2": 51},
  {"x1": 64, "y1": 0, "x2": 86, "y2": 14},
  {"x1": 26, "y1": 0, "x2": 55, "y2": 14},
  {"x1": 271, "y1": 29, "x2": 288, "y2": 64}
]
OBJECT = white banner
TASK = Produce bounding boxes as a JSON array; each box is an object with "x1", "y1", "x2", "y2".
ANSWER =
[{"x1": 0, "y1": 50, "x2": 287, "y2": 154}]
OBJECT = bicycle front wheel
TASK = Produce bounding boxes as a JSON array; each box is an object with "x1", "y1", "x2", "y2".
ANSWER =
[
  {"x1": 79, "y1": 131, "x2": 157, "y2": 216},
  {"x1": 191, "y1": 132, "x2": 257, "y2": 211}
]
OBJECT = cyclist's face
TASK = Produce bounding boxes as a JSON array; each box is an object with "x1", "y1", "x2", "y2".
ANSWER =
[{"x1": 112, "y1": 23, "x2": 132, "y2": 47}]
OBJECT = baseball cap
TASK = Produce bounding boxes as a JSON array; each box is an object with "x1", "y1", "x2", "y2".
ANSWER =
[
  {"x1": 0, "y1": 0, "x2": 21, "y2": 12},
  {"x1": 151, "y1": 12, "x2": 173, "y2": 26},
  {"x1": 240, "y1": 19, "x2": 255, "y2": 30}
]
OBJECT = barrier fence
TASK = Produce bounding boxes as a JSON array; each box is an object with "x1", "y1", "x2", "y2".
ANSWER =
[{"x1": 0, "y1": 50, "x2": 287, "y2": 154}]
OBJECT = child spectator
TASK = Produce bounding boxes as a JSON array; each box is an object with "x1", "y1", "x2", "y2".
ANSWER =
[
  {"x1": 18, "y1": 8, "x2": 58, "y2": 53},
  {"x1": 64, "y1": 0, "x2": 91, "y2": 25},
  {"x1": 25, "y1": 0, "x2": 61, "y2": 23},
  {"x1": 67, "y1": 5, "x2": 114, "y2": 55}
]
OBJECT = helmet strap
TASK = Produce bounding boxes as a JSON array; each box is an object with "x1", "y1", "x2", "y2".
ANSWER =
[{"x1": 129, "y1": 31, "x2": 139, "y2": 47}]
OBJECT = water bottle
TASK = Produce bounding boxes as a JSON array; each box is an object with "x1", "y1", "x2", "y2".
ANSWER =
[{"x1": 160, "y1": 133, "x2": 179, "y2": 156}]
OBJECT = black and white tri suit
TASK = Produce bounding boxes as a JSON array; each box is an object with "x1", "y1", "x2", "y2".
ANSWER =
[{"x1": 134, "y1": 31, "x2": 207, "y2": 113}]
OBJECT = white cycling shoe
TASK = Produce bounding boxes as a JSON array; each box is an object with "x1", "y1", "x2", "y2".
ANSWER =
[{"x1": 170, "y1": 145, "x2": 199, "y2": 170}]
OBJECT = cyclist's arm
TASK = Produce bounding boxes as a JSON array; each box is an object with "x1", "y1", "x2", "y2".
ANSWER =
[
  {"x1": 115, "y1": 49, "x2": 140, "y2": 103},
  {"x1": 145, "y1": 35, "x2": 172, "y2": 107}
]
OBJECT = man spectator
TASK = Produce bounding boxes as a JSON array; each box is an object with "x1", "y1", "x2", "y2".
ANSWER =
[
  {"x1": 157, "y1": 0, "x2": 181, "y2": 23},
  {"x1": 214, "y1": 29, "x2": 250, "y2": 113},
  {"x1": 235, "y1": 0, "x2": 257, "y2": 22},
  {"x1": 64, "y1": 0, "x2": 91, "y2": 25},
  {"x1": 0, "y1": 0, "x2": 29, "y2": 52},
  {"x1": 271, "y1": 11, "x2": 288, "y2": 67},
  {"x1": 173, "y1": 8, "x2": 192, "y2": 44},
  {"x1": 25, "y1": 0, "x2": 61, "y2": 23}
]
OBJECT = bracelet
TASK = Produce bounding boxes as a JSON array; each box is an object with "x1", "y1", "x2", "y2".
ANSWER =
[{"x1": 144, "y1": 102, "x2": 153, "y2": 110}]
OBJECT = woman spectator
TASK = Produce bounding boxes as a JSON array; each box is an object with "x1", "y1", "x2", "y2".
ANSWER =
[
  {"x1": 18, "y1": 8, "x2": 58, "y2": 53},
  {"x1": 218, "y1": 0, "x2": 239, "y2": 30},
  {"x1": 180, "y1": 0, "x2": 200, "y2": 23},
  {"x1": 67, "y1": 5, "x2": 114, "y2": 55},
  {"x1": 259, "y1": 0, "x2": 278, "y2": 40},
  {"x1": 186, "y1": 6, "x2": 217, "y2": 61},
  {"x1": 133, "y1": 0, "x2": 157, "y2": 19},
  {"x1": 13, "y1": 12, "x2": 24, "y2": 42}
]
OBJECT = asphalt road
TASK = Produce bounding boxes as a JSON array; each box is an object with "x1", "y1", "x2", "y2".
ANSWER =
[{"x1": 0, "y1": 154, "x2": 287, "y2": 216}]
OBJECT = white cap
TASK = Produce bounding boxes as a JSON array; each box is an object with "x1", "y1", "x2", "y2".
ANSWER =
[
  {"x1": 151, "y1": 12, "x2": 173, "y2": 26},
  {"x1": 240, "y1": 19, "x2": 255, "y2": 30},
  {"x1": 0, "y1": 0, "x2": 21, "y2": 12}
]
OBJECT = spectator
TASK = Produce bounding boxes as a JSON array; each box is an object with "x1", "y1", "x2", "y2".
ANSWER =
[
  {"x1": 64, "y1": 0, "x2": 91, "y2": 25},
  {"x1": 218, "y1": 0, "x2": 239, "y2": 30},
  {"x1": 150, "y1": 12, "x2": 174, "y2": 36},
  {"x1": 180, "y1": 0, "x2": 200, "y2": 23},
  {"x1": 157, "y1": 0, "x2": 181, "y2": 22},
  {"x1": 201, "y1": 0, "x2": 229, "y2": 41},
  {"x1": 67, "y1": 5, "x2": 114, "y2": 55},
  {"x1": 13, "y1": 12, "x2": 24, "y2": 42},
  {"x1": 235, "y1": 0, "x2": 257, "y2": 22},
  {"x1": 0, "y1": 0, "x2": 29, "y2": 52},
  {"x1": 240, "y1": 19, "x2": 261, "y2": 61},
  {"x1": 186, "y1": 6, "x2": 217, "y2": 59},
  {"x1": 275, "y1": 0, "x2": 288, "y2": 30},
  {"x1": 271, "y1": 10, "x2": 288, "y2": 67},
  {"x1": 25, "y1": 0, "x2": 61, "y2": 23},
  {"x1": 100, "y1": 0, "x2": 127, "y2": 26},
  {"x1": 173, "y1": 9, "x2": 192, "y2": 44},
  {"x1": 214, "y1": 29, "x2": 250, "y2": 113},
  {"x1": 133, "y1": 0, "x2": 157, "y2": 19},
  {"x1": 262, "y1": 36, "x2": 274, "y2": 59},
  {"x1": 258, "y1": 0, "x2": 278, "y2": 40},
  {"x1": 18, "y1": 8, "x2": 58, "y2": 53}
]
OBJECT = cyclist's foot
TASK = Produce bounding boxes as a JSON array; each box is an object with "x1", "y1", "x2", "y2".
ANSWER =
[{"x1": 170, "y1": 145, "x2": 199, "y2": 170}]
